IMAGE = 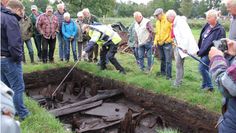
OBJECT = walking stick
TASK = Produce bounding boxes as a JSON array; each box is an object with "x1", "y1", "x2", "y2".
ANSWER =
[
  {"x1": 173, "y1": 39, "x2": 209, "y2": 68},
  {"x1": 51, "y1": 55, "x2": 80, "y2": 98}
]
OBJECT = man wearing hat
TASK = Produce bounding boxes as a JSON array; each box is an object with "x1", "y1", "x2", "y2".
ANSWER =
[
  {"x1": 153, "y1": 8, "x2": 173, "y2": 80},
  {"x1": 30, "y1": 5, "x2": 43, "y2": 61},
  {"x1": 37, "y1": 5, "x2": 59, "y2": 63}
]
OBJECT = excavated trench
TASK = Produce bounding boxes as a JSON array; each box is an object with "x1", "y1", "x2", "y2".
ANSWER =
[{"x1": 24, "y1": 67, "x2": 220, "y2": 133}]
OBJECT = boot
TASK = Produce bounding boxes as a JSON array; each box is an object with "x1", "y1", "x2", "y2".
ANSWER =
[{"x1": 30, "y1": 54, "x2": 34, "y2": 63}]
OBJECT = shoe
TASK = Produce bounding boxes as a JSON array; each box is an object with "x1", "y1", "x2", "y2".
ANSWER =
[
  {"x1": 202, "y1": 87, "x2": 214, "y2": 92},
  {"x1": 166, "y1": 77, "x2": 172, "y2": 80},
  {"x1": 60, "y1": 59, "x2": 63, "y2": 61},
  {"x1": 156, "y1": 72, "x2": 165, "y2": 77},
  {"x1": 119, "y1": 70, "x2": 126, "y2": 75},
  {"x1": 19, "y1": 112, "x2": 31, "y2": 122}
]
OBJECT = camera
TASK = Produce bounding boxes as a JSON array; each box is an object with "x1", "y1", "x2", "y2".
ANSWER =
[{"x1": 213, "y1": 38, "x2": 228, "y2": 52}]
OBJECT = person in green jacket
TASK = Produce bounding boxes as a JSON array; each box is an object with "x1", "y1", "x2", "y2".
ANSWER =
[{"x1": 29, "y1": 5, "x2": 42, "y2": 61}]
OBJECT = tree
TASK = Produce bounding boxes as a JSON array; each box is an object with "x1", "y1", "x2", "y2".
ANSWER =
[
  {"x1": 22, "y1": 0, "x2": 48, "y2": 15},
  {"x1": 179, "y1": 0, "x2": 193, "y2": 18}
]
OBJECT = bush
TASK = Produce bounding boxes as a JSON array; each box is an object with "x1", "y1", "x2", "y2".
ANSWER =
[{"x1": 188, "y1": 19, "x2": 230, "y2": 31}]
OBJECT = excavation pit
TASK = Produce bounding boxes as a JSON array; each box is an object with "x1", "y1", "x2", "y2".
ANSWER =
[{"x1": 24, "y1": 67, "x2": 220, "y2": 133}]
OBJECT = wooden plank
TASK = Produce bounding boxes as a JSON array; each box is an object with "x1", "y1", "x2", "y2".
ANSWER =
[
  {"x1": 50, "y1": 100, "x2": 103, "y2": 117},
  {"x1": 50, "y1": 89, "x2": 122, "y2": 113}
]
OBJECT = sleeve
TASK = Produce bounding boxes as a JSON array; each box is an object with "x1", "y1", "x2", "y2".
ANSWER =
[
  {"x1": 72, "y1": 21, "x2": 78, "y2": 37},
  {"x1": 154, "y1": 22, "x2": 159, "y2": 45},
  {"x1": 146, "y1": 21, "x2": 154, "y2": 41},
  {"x1": 84, "y1": 30, "x2": 101, "y2": 52},
  {"x1": 36, "y1": 15, "x2": 43, "y2": 34},
  {"x1": 6, "y1": 18, "x2": 23, "y2": 63},
  {"x1": 210, "y1": 55, "x2": 236, "y2": 98}
]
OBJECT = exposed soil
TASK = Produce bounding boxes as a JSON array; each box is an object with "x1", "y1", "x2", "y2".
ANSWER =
[{"x1": 24, "y1": 67, "x2": 220, "y2": 133}]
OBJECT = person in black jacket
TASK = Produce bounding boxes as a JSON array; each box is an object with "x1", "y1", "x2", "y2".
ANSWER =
[
  {"x1": 1, "y1": 0, "x2": 29, "y2": 120},
  {"x1": 197, "y1": 9, "x2": 226, "y2": 92}
]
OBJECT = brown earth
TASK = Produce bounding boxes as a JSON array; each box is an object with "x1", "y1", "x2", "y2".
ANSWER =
[{"x1": 24, "y1": 67, "x2": 220, "y2": 133}]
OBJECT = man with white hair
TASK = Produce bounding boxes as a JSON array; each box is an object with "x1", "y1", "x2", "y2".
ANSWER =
[
  {"x1": 133, "y1": 11, "x2": 154, "y2": 72},
  {"x1": 82, "y1": 8, "x2": 99, "y2": 63},
  {"x1": 54, "y1": 3, "x2": 66, "y2": 61},
  {"x1": 29, "y1": 5, "x2": 43, "y2": 61},
  {"x1": 37, "y1": 5, "x2": 59, "y2": 63},
  {"x1": 62, "y1": 12, "x2": 78, "y2": 62},
  {"x1": 166, "y1": 10, "x2": 199, "y2": 87},
  {"x1": 197, "y1": 9, "x2": 226, "y2": 92}
]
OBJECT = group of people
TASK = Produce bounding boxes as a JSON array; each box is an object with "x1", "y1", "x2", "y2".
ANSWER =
[
  {"x1": 128, "y1": 0, "x2": 235, "y2": 132},
  {"x1": 19, "y1": 4, "x2": 100, "y2": 64},
  {"x1": 129, "y1": 7, "x2": 228, "y2": 92},
  {"x1": 1, "y1": 0, "x2": 236, "y2": 132}
]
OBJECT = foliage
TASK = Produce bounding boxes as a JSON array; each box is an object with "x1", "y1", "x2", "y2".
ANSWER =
[
  {"x1": 22, "y1": 0, "x2": 49, "y2": 15},
  {"x1": 179, "y1": 0, "x2": 193, "y2": 18},
  {"x1": 61, "y1": 0, "x2": 116, "y2": 17}
]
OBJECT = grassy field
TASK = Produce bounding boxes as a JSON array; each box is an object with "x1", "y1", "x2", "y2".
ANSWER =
[{"x1": 19, "y1": 18, "x2": 227, "y2": 133}]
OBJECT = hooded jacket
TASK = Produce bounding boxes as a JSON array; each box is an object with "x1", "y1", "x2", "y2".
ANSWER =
[{"x1": 1, "y1": 6, "x2": 23, "y2": 62}]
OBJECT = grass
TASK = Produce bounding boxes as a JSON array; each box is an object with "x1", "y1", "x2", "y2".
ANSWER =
[{"x1": 19, "y1": 19, "x2": 227, "y2": 133}]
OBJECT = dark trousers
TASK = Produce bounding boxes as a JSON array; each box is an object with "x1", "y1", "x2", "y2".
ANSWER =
[
  {"x1": 42, "y1": 37, "x2": 56, "y2": 63},
  {"x1": 158, "y1": 43, "x2": 173, "y2": 79},
  {"x1": 33, "y1": 34, "x2": 42, "y2": 60},
  {"x1": 88, "y1": 43, "x2": 98, "y2": 62},
  {"x1": 100, "y1": 41, "x2": 124, "y2": 71}
]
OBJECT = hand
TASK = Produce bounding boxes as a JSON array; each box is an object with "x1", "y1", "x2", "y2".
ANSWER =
[
  {"x1": 182, "y1": 49, "x2": 187, "y2": 53},
  {"x1": 226, "y1": 39, "x2": 236, "y2": 56},
  {"x1": 82, "y1": 51, "x2": 87, "y2": 57},
  {"x1": 209, "y1": 47, "x2": 224, "y2": 60}
]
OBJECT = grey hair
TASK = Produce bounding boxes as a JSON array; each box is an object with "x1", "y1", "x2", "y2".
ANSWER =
[
  {"x1": 133, "y1": 11, "x2": 142, "y2": 18},
  {"x1": 63, "y1": 12, "x2": 70, "y2": 18},
  {"x1": 166, "y1": 10, "x2": 177, "y2": 18},
  {"x1": 57, "y1": 3, "x2": 64, "y2": 9},
  {"x1": 205, "y1": 9, "x2": 219, "y2": 19},
  {"x1": 82, "y1": 8, "x2": 90, "y2": 13}
]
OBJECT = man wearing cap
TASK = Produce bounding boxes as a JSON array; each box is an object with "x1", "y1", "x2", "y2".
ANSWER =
[
  {"x1": 54, "y1": 3, "x2": 66, "y2": 61},
  {"x1": 37, "y1": 5, "x2": 59, "y2": 63},
  {"x1": 153, "y1": 8, "x2": 173, "y2": 80},
  {"x1": 29, "y1": 5, "x2": 43, "y2": 61},
  {"x1": 133, "y1": 11, "x2": 154, "y2": 72}
]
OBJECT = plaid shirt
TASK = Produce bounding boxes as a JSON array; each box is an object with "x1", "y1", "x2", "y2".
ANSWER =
[{"x1": 37, "y1": 13, "x2": 58, "y2": 39}]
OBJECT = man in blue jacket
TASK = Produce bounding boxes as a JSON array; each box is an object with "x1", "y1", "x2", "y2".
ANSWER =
[{"x1": 1, "y1": 0, "x2": 29, "y2": 120}]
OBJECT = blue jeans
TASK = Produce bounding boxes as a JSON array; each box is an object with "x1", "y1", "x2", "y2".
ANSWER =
[
  {"x1": 198, "y1": 55, "x2": 213, "y2": 89},
  {"x1": 1, "y1": 58, "x2": 29, "y2": 119},
  {"x1": 158, "y1": 43, "x2": 173, "y2": 78},
  {"x1": 65, "y1": 39, "x2": 77, "y2": 61},
  {"x1": 132, "y1": 47, "x2": 139, "y2": 63},
  {"x1": 138, "y1": 42, "x2": 152, "y2": 71},
  {"x1": 57, "y1": 32, "x2": 66, "y2": 60}
]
